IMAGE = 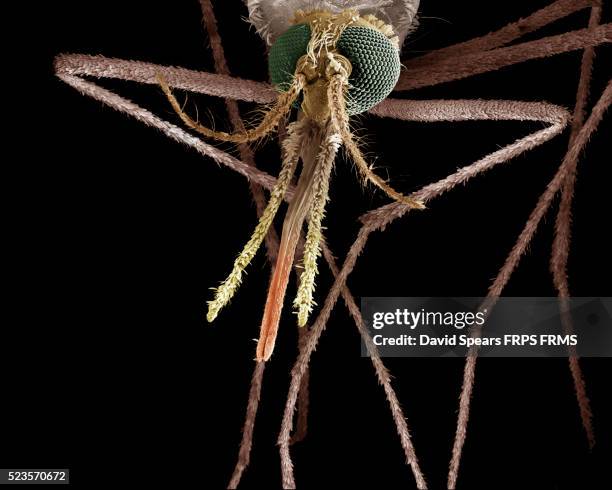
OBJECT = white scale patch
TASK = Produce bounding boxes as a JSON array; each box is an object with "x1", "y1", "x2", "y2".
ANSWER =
[{"x1": 245, "y1": 0, "x2": 420, "y2": 49}]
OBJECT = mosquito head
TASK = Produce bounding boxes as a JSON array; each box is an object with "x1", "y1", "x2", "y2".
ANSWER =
[{"x1": 268, "y1": 9, "x2": 402, "y2": 121}]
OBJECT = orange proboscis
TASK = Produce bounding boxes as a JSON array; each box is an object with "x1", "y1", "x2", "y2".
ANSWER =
[{"x1": 256, "y1": 127, "x2": 322, "y2": 361}]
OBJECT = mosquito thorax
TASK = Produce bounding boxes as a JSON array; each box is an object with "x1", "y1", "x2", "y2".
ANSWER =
[{"x1": 268, "y1": 9, "x2": 402, "y2": 117}]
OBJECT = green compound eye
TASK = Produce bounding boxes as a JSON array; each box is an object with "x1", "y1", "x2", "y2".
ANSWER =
[
  {"x1": 268, "y1": 24, "x2": 312, "y2": 92},
  {"x1": 268, "y1": 23, "x2": 401, "y2": 115},
  {"x1": 336, "y1": 26, "x2": 401, "y2": 114}
]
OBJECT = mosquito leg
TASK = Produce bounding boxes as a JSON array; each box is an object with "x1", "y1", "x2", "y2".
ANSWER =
[
  {"x1": 227, "y1": 361, "x2": 265, "y2": 489},
  {"x1": 549, "y1": 2, "x2": 602, "y2": 450},
  {"x1": 396, "y1": 23, "x2": 611, "y2": 91},
  {"x1": 54, "y1": 53, "x2": 276, "y2": 103},
  {"x1": 366, "y1": 98, "x2": 569, "y2": 231},
  {"x1": 369, "y1": 97, "x2": 569, "y2": 124},
  {"x1": 320, "y1": 239, "x2": 428, "y2": 488},
  {"x1": 408, "y1": 0, "x2": 596, "y2": 66},
  {"x1": 279, "y1": 226, "x2": 374, "y2": 490},
  {"x1": 55, "y1": 73, "x2": 282, "y2": 192},
  {"x1": 449, "y1": 82, "x2": 611, "y2": 489},
  {"x1": 289, "y1": 325, "x2": 311, "y2": 446}
]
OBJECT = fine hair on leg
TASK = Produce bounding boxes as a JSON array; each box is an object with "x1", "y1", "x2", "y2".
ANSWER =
[
  {"x1": 54, "y1": 53, "x2": 276, "y2": 103},
  {"x1": 448, "y1": 82, "x2": 611, "y2": 489},
  {"x1": 396, "y1": 24, "x2": 611, "y2": 91},
  {"x1": 319, "y1": 240, "x2": 428, "y2": 489},
  {"x1": 550, "y1": 2, "x2": 601, "y2": 450},
  {"x1": 228, "y1": 361, "x2": 265, "y2": 489},
  {"x1": 408, "y1": 0, "x2": 596, "y2": 66},
  {"x1": 289, "y1": 324, "x2": 311, "y2": 446}
]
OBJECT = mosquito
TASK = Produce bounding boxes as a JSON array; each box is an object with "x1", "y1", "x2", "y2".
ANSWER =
[
  {"x1": 157, "y1": 7, "x2": 426, "y2": 362},
  {"x1": 55, "y1": 0, "x2": 611, "y2": 487}
]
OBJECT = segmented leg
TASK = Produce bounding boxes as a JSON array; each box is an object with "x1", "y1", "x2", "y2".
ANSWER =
[
  {"x1": 54, "y1": 53, "x2": 276, "y2": 103},
  {"x1": 289, "y1": 324, "x2": 310, "y2": 446},
  {"x1": 408, "y1": 0, "x2": 596, "y2": 66},
  {"x1": 55, "y1": 71, "x2": 280, "y2": 191},
  {"x1": 396, "y1": 24, "x2": 611, "y2": 91},
  {"x1": 549, "y1": 2, "x2": 601, "y2": 451},
  {"x1": 227, "y1": 360, "x2": 265, "y2": 489},
  {"x1": 319, "y1": 238, "x2": 429, "y2": 490}
]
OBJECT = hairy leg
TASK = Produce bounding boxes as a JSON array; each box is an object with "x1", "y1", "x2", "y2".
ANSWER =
[
  {"x1": 448, "y1": 82, "x2": 611, "y2": 489},
  {"x1": 409, "y1": 0, "x2": 596, "y2": 66},
  {"x1": 55, "y1": 72, "x2": 281, "y2": 191},
  {"x1": 396, "y1": 23, "x2": 611, "y2": 91},
  {"x1": 550, "y1": 2, "x2": 601, "y2": 451},
  {"x1": 278, "y1": 97, "x2": 570, "y2": 489},
  {"x1": 319, "y1": 239, "x2": 428, "y2": 488},
  {"x1": 227, "y1": 361, "x2": 265, "y2": 489},
  {"x1": 289, "y1": 324, "x2": 310, "y2": 445},
  {"x1": 54, "y1": 53, "x2": 276, "y2": 103}
]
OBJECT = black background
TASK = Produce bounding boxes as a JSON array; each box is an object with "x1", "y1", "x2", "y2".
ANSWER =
[{"x1": 4, "y1": 0, "x2": 611, "y2": 488}]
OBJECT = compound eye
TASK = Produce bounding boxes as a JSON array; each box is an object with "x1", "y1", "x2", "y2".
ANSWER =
[
  {"x1": 336, "y1": 26, "x2": 401, "y2": 115},
  {"x1": 268, "y1": 23, "x2": 401, "y2": 116},
  {"x1": 268, "y1": 24, "x2": 312, "y2": 92}
]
